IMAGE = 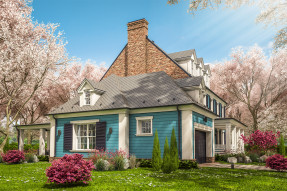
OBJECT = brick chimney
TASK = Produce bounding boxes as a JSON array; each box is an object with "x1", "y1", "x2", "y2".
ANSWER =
[{"x1": 126, "y1": 19, "x2": 149, "y2": 75}]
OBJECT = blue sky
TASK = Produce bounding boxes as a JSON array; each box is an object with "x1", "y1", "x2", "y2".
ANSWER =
[{"x1": 32, "y1": 0, "x2": 278, "y2": 66}]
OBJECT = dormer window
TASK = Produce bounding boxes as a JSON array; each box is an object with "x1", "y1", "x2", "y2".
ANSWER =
[{"x1": 84, "y1": 90, "x2": 91, "y2": 105}]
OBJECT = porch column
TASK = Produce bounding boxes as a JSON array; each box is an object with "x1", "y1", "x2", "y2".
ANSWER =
[
  {"x1": 39, "y1": 129, "x2": 46, "y2": 156},
  {"x1": 221, "y1": 130, "x2": 225, "y2": 145},
  {"x1": 231, "y1": 126, "x2": 236, "y2": 152},
  {"x1": 216, "y1": 129, "x2": 220, "y2": 145},
  {"x1": 47, "y1": 131, "x2": 50, "y2": 152},
  {"x1": 19, "y1": 129, "x2": 24, "y2": 152},
  {"x1": 50, "y1": 116, "x2": 56, "y2": 157},
  {"x1": 240, "y1": 129, "x2": 244, "y2": 152},
  {"x1": 225, "y1": 123, "x2": 231, "y2": 152},
  {"x1": 236, "y1": 128, "x2": 240, "y2": 153}
]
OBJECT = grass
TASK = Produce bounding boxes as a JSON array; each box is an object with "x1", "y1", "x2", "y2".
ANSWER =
[
  {"x1": 0, "y1": 162, "x2": 287, "y2": 190},
  {"x1": 217, "y1": 161, "x2": 266, "y2": 166}
]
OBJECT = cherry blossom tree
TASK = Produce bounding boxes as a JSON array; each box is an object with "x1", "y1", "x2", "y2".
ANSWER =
[
  {"x1": 18, "y1": 61, "x2": 106, "y2": 144},
  {"x1": 211, "y1": 46, "x2": 287, "y2": 131},
  {"x1": 168, "y1": 0, "x2": 287, "y2": 49},
  {"x1": 0, "y1": 0, "x2": 68, "y2": 153}
]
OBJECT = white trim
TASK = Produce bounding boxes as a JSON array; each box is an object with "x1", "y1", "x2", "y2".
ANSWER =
[
  {"x1": 182, "y1": 110, "x2": 193, "y2": 160},
  {"x1": 70, "y1": 119, "x2": 99, "y2": 124},
  {"x1": 135, "y1": 116, "x2": 153, "y2": 120},
  {"x1": 69, "y1": 150, "x2": 95, "y2": 153},
  {"x1": 49, "y1": 117, "x2": 56, "y2": 157},
  {"x1": 194, "y1": 122, "x2": 212, "y2": 132},
  {"x1": 135, "y1": 116, "x2": 153, "y2": 136},
  {"x1": 119, "y1": 113, "x2": 129, "y2": 153}
]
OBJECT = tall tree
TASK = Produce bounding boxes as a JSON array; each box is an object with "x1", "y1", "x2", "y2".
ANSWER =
[
  {"x1": 211, "y1": 46, "x2": 287, "y2": 131},
  {"x1": 167, "y1": 0, "x2": 287, "y2": 49},
  {"x1": 0, "y1": 0, "x2": 68, "y2": 152}
]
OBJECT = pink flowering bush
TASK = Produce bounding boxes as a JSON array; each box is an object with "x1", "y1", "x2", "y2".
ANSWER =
[
  {"x1": 46, "y1": 154, "x2": 94, "y2": 184},
  {"x1": 90, "y1": 149, "x2": 128, "y2": 164},
  {"x1": 2, "y1": 150, "x2": 25, "y2": 164},
  {"x1": 266, "y1": 154, "x2": 287, "y2": 171},
  {"x1": 241, "y1": 130, "x2": 280, "y2": 154}
]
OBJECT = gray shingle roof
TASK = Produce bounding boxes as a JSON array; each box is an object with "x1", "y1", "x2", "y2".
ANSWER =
[
  {"x1": 168, "y1": 49, "x2": 195, "y2": 60},
  {"x1": 174, "y1": 76, "x2": 203, "y2": 88},
  {"x1": 49, "y1": 71, "x2": 196, "y2": 115},
  {"x1": 204, "y1": 64, "x2": 210, "y2": 71}
]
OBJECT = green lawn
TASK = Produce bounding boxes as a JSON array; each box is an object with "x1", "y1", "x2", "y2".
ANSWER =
[
  {"x1": 217, "y1": 161, "x2": 266, "y2": 166},
  {"x1": 0, "y1": 162, "x2": 287, "y2": 190}
]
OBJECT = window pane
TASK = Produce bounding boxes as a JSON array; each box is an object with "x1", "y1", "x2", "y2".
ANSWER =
[
  {"x1": 89, "y1": 124, "x2": 96, "y2": 136},
  {"x1": 89, "y1": 137, "x2": 96, "y2": 149},
  {"x1": 80, "y1": 137, "x2": 87, "y2": 149},
  {"x1": 141, "y1": 120, "x2": 151, "y2": 133},
  {"x1": 80, "y1": 125, "x2": 87, "y2": 136}
]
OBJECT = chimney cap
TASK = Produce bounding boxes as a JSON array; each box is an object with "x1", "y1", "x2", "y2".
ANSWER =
[{"x1": 127, "y1": 18, "x2": 149, "y2": 27}]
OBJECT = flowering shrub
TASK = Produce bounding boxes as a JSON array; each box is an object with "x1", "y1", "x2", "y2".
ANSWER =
[
  {"x1": 90, "y1": 149, "x2": 128, "y2": 163},
  {"x1": 95, "y1": 159, "x2": 110, "y2": 171},
  {"x1": 241, "y1": 130, "x2": 280, "y2": 154},
  {"x1": 90, "y1": 149, "x2": 129, "y2": 170},
  {"x1": 266, "y1": 154, "x2": 287, "y2": 171},
  {"x1": 46, "y1": 154, "x2": 94, "y2": 184},
  {"x1": 2, "y1": 150, "x2": 25, "y2": 164}
]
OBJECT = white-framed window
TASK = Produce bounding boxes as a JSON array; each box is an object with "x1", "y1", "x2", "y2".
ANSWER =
[
  {"x1": 75, "y1": 124, "x2": 96, "y2": 150},
  {"x1": 84, "y1": 90, "x2": 90, "y2": 105},
  {"x1": 71, "y1": 119, "x2": 99, "y2": 151},
  {"x1": 136, "y1": 116, "x2": 153, "y2": 136}
]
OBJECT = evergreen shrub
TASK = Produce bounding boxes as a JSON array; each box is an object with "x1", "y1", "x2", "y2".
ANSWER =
[{"x1": 152, "y1": 129, "x2": 161, "y2": 171}]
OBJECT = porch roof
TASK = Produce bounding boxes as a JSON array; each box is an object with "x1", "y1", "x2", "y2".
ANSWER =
[
  {"x1": 215, "y1": 118, "x2": 247, "y2": 129},
  {"x1": 15, "y1": 123, "x2": 51, "y2": 130}
]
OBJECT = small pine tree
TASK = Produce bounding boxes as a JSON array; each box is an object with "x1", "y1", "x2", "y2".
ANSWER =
[
  {"x1": 279, "y1": 134, "x2": 285, "y2": 156},
  {"x1": 162, "y1": 137, "x2": 172, "y2": 174},
  {"x1": 170, "y1": 128, "x2": 179, "y2": 171},
  {"x1": 152, "y1": 129, "x2": 161, "y2": 171}
]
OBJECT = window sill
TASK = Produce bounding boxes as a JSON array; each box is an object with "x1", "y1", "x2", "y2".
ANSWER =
[
  {"x1": 69, "y1": 150, "x2": 95, "y2": 153},
  {"x1": 135, "y1": 134, "x2": 153, "y2": 136}
]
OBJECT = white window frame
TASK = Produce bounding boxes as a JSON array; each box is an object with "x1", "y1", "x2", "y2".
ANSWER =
[
  {"x1": 135, "y1": 116, "x2": 153, "y2": 136},
  {"x1": 71, "y1": 119, "x2": 99, "y2": 151},
  {"x1": 84, "y1": 89, "x2": 91, "y2": 105}
]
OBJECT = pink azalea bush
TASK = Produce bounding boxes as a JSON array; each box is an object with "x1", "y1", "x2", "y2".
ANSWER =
[
  {"x1": 2, "y1": 150, "x2": 25, "y2": 164},
  {"x1": 46, "y1": 154, "x2": 94, "y2": 184},
  {"x1": 266, "y1": 154, "x2": 287, "y2": 171},
  {"x1": 241, "y1": 130, "x2": 280, "y2": 154},
  {"x1": 90, "y1": 149, "x2": 128, "y2": 164}
]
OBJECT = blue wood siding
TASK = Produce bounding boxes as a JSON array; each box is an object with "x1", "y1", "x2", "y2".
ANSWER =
[
  {"x1": 129, "y1": 111, "x2": 181, "y2": 159},
  {"x1": 55, "y1": 114, "x2": 119, "y2": 158},
  {"x1": 192, "y1": 111, "x2": 213, "y2": 158}
]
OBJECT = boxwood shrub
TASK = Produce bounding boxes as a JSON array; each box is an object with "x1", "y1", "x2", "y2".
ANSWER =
[{"x1": 179, "y1": 160, "x2": 198, "y2": 169}]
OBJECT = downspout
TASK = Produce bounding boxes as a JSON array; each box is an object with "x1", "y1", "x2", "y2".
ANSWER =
[
  {"x1": 52, "y1": 115, "x2": 57, "y2": 157},
  {"x1": 177, "y1": 106, "x2": 181, "y2": 159}
]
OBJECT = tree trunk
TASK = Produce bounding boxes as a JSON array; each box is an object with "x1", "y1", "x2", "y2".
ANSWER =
[{"x1": 0, "y1": 134, "x2": 8, "y2": 153}]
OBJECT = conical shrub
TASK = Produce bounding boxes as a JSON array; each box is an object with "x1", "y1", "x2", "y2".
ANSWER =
[
  {"x1": 170, "y1": 128, "x2": 179, "y2": 171},
  {"x1": 162, "y1": 137, "x2": 172, "y2": 173},
  {"x1": 152, "y1": 129, "x2": 161, "y2": 171}
]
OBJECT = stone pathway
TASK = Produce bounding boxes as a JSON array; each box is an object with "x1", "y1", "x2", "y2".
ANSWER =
[{"x1": 199, "y1": 163, "x2": 276, "y2": 171}]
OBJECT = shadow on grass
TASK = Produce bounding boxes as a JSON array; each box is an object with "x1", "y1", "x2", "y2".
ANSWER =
[{"x1": 43, "y1": 182, "x2": 90, "y2": 189}]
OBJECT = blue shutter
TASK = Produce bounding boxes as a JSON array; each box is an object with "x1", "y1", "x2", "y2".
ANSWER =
[
  {"x1": 219, "y1": 103, "x2": 222, "y2": 117},
  {"x1": 224, "y1": 106, "x2": 226, "y2": 118},
  {"x1": 206, "y1": 95, "x2": 208, "y2": 107}
]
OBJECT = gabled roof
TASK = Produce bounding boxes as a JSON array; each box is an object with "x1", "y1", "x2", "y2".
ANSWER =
[
  {"x1": 168, "y1": 49, "x2": 195, "y2": 60},
  {"x1": 77, "y1": 78, "x2": 105, "y2": 94},
  {"x1": 174, "y1": 76, "x2": 204, "y2": 88},
  {"x1": 49, "y1": 71, "x2": 195, "y2": 115}
]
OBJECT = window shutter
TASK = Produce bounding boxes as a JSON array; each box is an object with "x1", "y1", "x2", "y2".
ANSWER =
[
  {"x1": 224, "y1": 106, "x2": 226, "y2": 118},
  {"x1": 96, "y1": 122, "x2": 106, "y2": 150},
  {"x1": 206, "y1": 95, "x2": 208, "y2": 107},
  {"x1": 64, "y1": 123, "x2": 73, "y2": 151}
]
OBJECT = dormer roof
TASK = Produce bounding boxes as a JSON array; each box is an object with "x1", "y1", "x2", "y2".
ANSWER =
[
  {"x1": 77, "y1": 78, "x2": 105, "y2": 94},
  {"x1": 168, "y1": 49, "x2": 195, "y2": 61}
]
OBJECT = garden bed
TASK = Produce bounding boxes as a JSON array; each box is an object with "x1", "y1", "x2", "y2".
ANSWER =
[{"x1": 0, "y1": 162, "x2": 287, "y2": 190}]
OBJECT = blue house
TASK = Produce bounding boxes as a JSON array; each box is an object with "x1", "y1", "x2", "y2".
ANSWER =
[{"x1": 17, "y1": 19, "x2": 246, "y2": 163}]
